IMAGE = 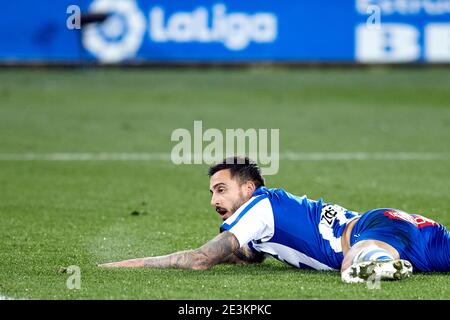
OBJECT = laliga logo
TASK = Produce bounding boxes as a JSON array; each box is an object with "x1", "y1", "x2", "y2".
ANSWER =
[
  {"x1": 83, "y1": 1, "x2": 277, "y2": 62},
  {"x1": 83, "y1": 0, "x2": 146, "y2": 63},
  {"x1": 150, "y1": 4, "x2": 278, "y2": 50}
]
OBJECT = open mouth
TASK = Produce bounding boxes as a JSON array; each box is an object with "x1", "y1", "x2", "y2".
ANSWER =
[{"x1": 216, "y1": 207, "x2": 228, "y2": 216}]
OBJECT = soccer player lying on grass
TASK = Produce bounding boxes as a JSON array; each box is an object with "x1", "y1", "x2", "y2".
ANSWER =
[{"x1": 99, "y1": 157, "x2": 450, "y2": 283}]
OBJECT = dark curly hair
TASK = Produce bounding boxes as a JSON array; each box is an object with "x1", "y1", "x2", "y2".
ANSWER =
[{"x1": 207, "y1": 156, "x2": 265, "y2": 188}]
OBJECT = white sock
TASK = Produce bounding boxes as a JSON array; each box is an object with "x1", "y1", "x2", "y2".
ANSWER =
[{"x1": 352, "y1": 245, "x2": 394, "y2": 264}]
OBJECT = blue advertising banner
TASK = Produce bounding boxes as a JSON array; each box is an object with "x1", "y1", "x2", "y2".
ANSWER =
[
  {"x1": 0, "y1": 1, "x2": 81, "y2": 61},
  {"x1": 0, "y1": 0, "x2": 449, "y2": 63}
]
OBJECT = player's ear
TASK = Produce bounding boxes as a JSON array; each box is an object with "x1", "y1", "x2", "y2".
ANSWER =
[{"x1": 243, "y1": 180, "x2": 256, "y2": 196}]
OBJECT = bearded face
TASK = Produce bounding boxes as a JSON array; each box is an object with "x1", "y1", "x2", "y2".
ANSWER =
[{"x1": 209, "y1": 169, "x2": 255, "y2": 221}]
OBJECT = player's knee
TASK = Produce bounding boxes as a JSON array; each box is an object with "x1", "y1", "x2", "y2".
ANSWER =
[{"x1": 342, "y1": 240, "x2": 400, "y2": 271}]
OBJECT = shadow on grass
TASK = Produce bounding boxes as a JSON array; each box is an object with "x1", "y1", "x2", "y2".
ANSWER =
[{"x1": 97, "y1": 260, "x2": 341, "y2": 282}]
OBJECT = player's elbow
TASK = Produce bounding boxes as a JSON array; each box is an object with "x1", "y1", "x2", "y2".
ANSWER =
[{"x1": 190, "y1": 251, "x2": 214, "y2": 270}]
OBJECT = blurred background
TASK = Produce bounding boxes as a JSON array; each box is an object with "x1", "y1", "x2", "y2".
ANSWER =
[{"x1": 1, "y1": 0, "x2": 450, "y2": 64}]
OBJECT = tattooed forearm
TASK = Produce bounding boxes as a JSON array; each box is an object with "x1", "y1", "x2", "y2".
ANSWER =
[
  {"x1": 99, "y1": 231, "x2": 240, "y2": 270},
  {"x1": 142, "y1": 250, "x2": 202, "y2": 269},
  {"x1": 143, "y1": 231, "x2": 239, "y2": 269}
]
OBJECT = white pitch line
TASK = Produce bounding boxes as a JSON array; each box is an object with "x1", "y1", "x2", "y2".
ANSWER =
[
  {"x1": 0, "y1": 152, "x2": 449, "y2": 161},
  {"x1": 0, "y1": 152, "x2": 170, "y2": 161},
  {"x1": 280, "y1": 152, "x2": 450, "y2": 161}
]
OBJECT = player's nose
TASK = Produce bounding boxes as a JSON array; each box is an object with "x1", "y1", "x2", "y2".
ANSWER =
[{"x1": 210, "y1": 194, "x2": 219, "y2": 207}]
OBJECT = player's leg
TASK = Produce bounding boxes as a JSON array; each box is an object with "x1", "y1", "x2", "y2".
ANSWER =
[
  {"x1": 341, "y1": 239, "x2": 413, "y2": 283},
  {"x1": 341, "y1": 239, "x2": 399, "y2": 271},
  {"x1": 341, "y1": 208, "x2": 421, "y2": 283}
]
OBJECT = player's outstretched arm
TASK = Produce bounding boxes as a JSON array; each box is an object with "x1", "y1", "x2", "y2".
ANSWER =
[
  {"x1": 223, "y1": 244, "x2": 266, "y2": 264},
  {"x1": 98, "y1": 231, "x2": 239, "y2": 270}
]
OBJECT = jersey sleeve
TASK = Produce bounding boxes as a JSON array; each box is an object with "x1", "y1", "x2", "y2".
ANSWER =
[{"x1": 220, "y1": 195, "x2": 274, "y2": 248}]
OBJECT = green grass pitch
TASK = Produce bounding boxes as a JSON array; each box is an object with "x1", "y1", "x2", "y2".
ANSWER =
[{"x1": 0, "y1": 67, "x2": 449, "y2": 299}]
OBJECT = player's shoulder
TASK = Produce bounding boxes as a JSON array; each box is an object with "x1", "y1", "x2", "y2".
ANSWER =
[
  {"x1": 255, "y1": 186, "x2": 306, "y2": 200},
  {"x1": 221, "y1": 193, "x2": 273, "y2": 231},
  {"x1": 262, "y1": 186, "x2": 318, "y2": 207}
]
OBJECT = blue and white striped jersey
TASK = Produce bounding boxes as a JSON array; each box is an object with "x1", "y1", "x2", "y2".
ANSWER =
[{"x1": 220, "y1": 186, "x2": 360, "y2": 270}]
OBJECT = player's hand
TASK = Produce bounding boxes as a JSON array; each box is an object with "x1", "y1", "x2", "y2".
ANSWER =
[
  {"x1": 98, "y1": 262, "x2": 120, "y2": 268},
  {"x1": 98, "y1": 258, "x2": 144, "y2": 268}
]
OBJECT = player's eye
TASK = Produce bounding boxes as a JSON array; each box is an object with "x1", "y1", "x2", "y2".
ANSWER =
[{"x1": 218, "y1": 187, "x2": 225, "y2": 193}]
